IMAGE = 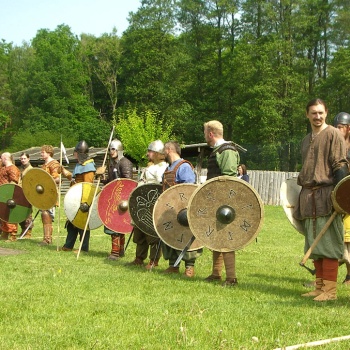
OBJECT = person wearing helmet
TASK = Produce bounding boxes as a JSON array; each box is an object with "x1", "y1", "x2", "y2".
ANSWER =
[
  {"x1": 129, "y1": 140, "x2": 168, "y2": 269},
  {"x1": 60, "y1": 140, "x2": 96, "y2": 253},
  {"x1": 333, "y1": 112, "x2": 350, "y2": 285},
  {"x1": 99, "y1": 139, "x2": 134, "y2": 260},
  {"x1": 39, "y1": 145, "x2": 61, "y2": 246}
]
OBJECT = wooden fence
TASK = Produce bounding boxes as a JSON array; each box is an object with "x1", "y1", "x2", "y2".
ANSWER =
[{"x1": 60, "y1": 170, "x2": 299, "y2": 206}]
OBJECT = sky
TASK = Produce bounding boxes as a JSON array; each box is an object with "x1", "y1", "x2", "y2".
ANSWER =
[{"x1": 0, "y1": 0, "x2": 141, "y2": 45}]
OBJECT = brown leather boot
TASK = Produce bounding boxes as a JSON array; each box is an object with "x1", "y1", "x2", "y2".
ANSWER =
[
  {"x1": 184, "y1": 266, "x2": 195, "y2": 278},
  {"x1": 205, "y1": 250, "x2": 223, "y2": 282},
  {"x1": 6, "y1": 232, "x2": 17, "y2": 242},
  {"x1": 108, "y1": 234, "x2": 121, "y2": 260},
  {"x1": 313, "y1": 280, "x2": 337, "y2": 301},
  {"x1": 39, "y1": 211, "x2": 53, "y2": 245},
  {"x1": 301, "y1": 278, "x2": 323, "y2": 297},
  {"x1": 22, "y1": 229, "x2": 32, "y2": 239}
]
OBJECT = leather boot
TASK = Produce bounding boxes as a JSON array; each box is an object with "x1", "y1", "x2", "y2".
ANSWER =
[
  {"x1": 108, "y1": 234, "x2": 121, "y2": 260},
  {"x1": 302, "y1": 278, "x2": 323, "y2": 297},
  {"x1": 204, "y1": 250, "x2": 223, "y2": 281},
  {"x1": 313, "y1": 280, "x2": 337, "y2": 301},
  {"x1": 39, "y1": 211, "x2": 53, "y2": 245},
  {"x1": 145, "y1": 260, "x2": 158, "y2": 270},
  {"x1": 22, "y1": 229, "x2": 32, "y2": 239},
  {"x1": 222, "y1": 251, "x2": 237, "y2": 286},
  {"x1": 6, "y1": 232, "x2": 17, "y2": 242}
]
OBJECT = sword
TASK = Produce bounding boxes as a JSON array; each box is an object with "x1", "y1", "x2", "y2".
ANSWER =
[
  {"x1": 18, "y1": 210, "x2": 40, "y2": 239},
  {"x1": 174, "y1": 235, "x2": 196, "y2": 267},
  {"x1": 124, "y1": 229, "x2": 134, "y2": 252}
]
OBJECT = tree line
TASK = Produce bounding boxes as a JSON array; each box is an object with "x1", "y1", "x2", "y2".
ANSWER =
[{"x1": 1, "y1": 0, "x2": 350, "y2": 170}]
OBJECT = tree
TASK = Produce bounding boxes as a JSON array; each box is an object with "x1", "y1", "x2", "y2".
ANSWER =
[{"x1": 114, "y1": 108, "x2": 174, "y2": 166}]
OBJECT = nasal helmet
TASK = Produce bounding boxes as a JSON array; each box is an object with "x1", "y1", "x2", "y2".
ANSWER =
[{"x1": 74, "y1": 140, "x2": 89, "y2": 154}]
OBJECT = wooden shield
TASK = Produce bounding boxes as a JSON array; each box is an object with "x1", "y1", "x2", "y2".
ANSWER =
[
  {"x1": 97, "y1": 178, "x2": 138, "y2": 234},
  {"x1": 64, "y1": 182, "x2": 102, "y2": 230},
  {"x1": 333, "y1": 175, "x2": 350, "y2": 215},
  {"x1": 153, "y1": 183, "x2": 204, "y2": 251},
  {"x1": 22, "y1": 168, "x2": 57, "y2": 210},
  {"x1": 188, "y1": 176, "x2": 264, "y2": 252},
  {"x1": 129, "y1": 183, "x2": 163, "y2": 238},
  {"x1": 280, "y1": 177, "x2": 304, "y2": 234},
  {"x1": 0, "y1": 184, "x2": 32, "y2": 223}
]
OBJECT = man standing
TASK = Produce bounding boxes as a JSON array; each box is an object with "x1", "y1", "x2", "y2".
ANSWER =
[
  {"x1": 129, "y1": 140, "x2": 167, "y2": 269},
  {"x1": 203, "y1": 120, "x2": 240, "y2": 286},
  {"x1": 294, "y1": 99, "x2": 348, "y2": 301},
  {"x1": 333, "y1": 112, "x2": 350, "y2": 284},
  {"x1": 18, "y1": 152, "x2": 33, "y2": 238},
  {"x1": 39, "y1": 145, "x2": 60, "y2": 246},
  {"x1": 60, "y1": 141, "x2": 96, "y2": 253},
  {"x1": 100, "y1": 139, "x2": 134, "y2": 260},
  {"x1": 0, "y1": 152, "x2": 21, "y2": 241},
  {"x1": 161, "y1": 141, "x2": 202, "y2": 277}
]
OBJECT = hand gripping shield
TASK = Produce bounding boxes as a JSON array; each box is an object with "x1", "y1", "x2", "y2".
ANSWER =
[
  {"x1": 97, "y1": 178, "x2": 138, "y2": 234},
  {"x1": 153, "y1": 183, "x2": 204, "y2": 251},
  {"x1": 22, "y1": 168, "x2": 57, "y2": 210},
  {"x1": 187, "y1": 176, "x2": 264, "y2": 252},
  {"x1": 129, "y1": 183, "x2": 163, "y2": 238},
  {"x1": 0, "y1": 184, "x2": 32, "y2": 223},
  {"x1": 280, "y1": 177, "x2": 304, "y2": 234},
  {"x1": 64, "y1": 182, "x2": 102, "y2": 230}
]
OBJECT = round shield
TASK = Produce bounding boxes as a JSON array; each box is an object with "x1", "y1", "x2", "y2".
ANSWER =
[
  {"x1": 97, "y1": 178, "x2": 138, "y2": 234},
  {"x1": 64, "y1": 182, "x2": 102, "y2": 230},
  {"x1": 280, "y1": 177, "x2": 304, "y2": 234},
  {"x1": 22, "y1": 168, "x2": 57, "y2": 210},
  {"x1": 333, "y1": 175, "x2": 350, "y2": 215},
  {"x1": 188, "y1": 176, "x2": 264, "y2": 252},
  {"x1": 153, "y1": 183, "x2": 204, "y2": 251},
  {"x1": 0, "y1": 184, "x2": 32, "y2": 223},
  {"x1": 129, "y1": 183, "x2": 163, "y2": 238}
]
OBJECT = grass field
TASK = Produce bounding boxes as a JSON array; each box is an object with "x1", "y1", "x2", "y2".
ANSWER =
[{"x1": 1, "y1": 205, "x2": 350, "y2": 350}]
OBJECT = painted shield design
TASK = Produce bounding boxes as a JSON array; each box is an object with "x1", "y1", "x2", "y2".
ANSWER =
[
  {"x1": 0, "y1": 184, "x2": 32, "y2": 223},
  {"x1": 22, "y1": 168, "x2": 57, "y2": 210},
  {"x1": 64, "y1": 182, "x2": 102, "y2": 230},
  {"x1": 188, "y1": 176, "x2": 264, "y2": 252},
  {"x1": 153, "y1": 183, "x2": 204, "y2": 251},
  {"x1": 280, "y1": 177, "x2": 304, "y2": 234},
  {"x1": 129, "y1": 183, "x2": 163, "y2": 238},
  {"x1": 97, "y1": 178, "x2": 138, "y2": 234}
]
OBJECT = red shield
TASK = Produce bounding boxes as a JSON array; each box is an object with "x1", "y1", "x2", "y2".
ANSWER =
[{"x1": 98, "y1": 179, "x2": 138, "y2": 234}]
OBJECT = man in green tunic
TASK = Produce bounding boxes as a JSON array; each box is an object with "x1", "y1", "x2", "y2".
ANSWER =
[{"x1": 294, "y1": 98, "x2": 349, "y2": 301}]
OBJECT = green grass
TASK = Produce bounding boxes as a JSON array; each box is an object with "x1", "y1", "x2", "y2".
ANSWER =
[{"x1": 1, "y1": 206, "x2": 350, "y2": 349}]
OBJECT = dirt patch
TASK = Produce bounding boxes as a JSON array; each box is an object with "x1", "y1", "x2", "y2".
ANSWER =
[{"x1": 0, "y1": 247, "x2": 26, "y2": 256}]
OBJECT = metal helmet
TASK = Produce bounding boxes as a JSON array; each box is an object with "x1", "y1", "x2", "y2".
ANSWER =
[
  {"x1": 74, "y1": 140, "x2": 89, "y2": 154},
  {"x1": 74, "y1": 140, "x2": 89, "y2": 163},
  {"x1": 333, "y1": 112, "x2": 350, "y2": 126},
  {"x1": 109, "y1": 139, "x2": 124, "y2": 159},
  {"x1": 148, "y1": 140, "x2": 164, "y2": 154}
]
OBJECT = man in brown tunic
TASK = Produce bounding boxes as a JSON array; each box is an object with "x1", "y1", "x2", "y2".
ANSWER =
[{"x1": 294, "y1": 99, "x2": 349, "y2": 301}]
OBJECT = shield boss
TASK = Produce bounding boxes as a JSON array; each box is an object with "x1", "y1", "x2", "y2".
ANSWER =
[
  {"x1": 280, "y1": 177, "x2": 304, "y2": 234},
  {"x1": 22, "y1": 168, "x2": 57, "y2": 210},
  {"x1": 153, "y1": 183, "x2": 204, "y2": 251},
  {"x1": 97, "y1": 178, "x2": 138, "y2": 234},
  {"x1": 0, "y1": 184, "x2": 32, "y2": 223},
  {"x1": 64, "y1": 182, "x2": 102, "y2": 230},
  {"x1": 188, "y1": 176, "x2": 264, "y2": 252},
  {"x1": 129, "y1": 183, "x2": 162, "y2": 238}
]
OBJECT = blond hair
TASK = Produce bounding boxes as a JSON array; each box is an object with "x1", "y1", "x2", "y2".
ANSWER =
[
  {"x1": 204, "y1": 120, "x2": 223, "y2": 137},
  {"x1": 41, "y1": 145, "x2": 54, "y2": 157}
]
